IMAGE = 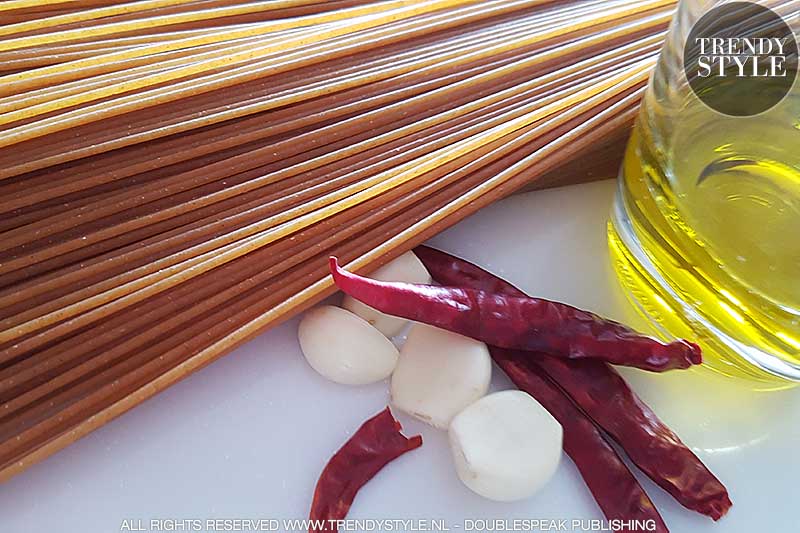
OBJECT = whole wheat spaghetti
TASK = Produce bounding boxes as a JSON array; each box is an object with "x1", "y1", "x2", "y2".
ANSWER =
[{"x1": 0, "y1": 0, "x2": 677, "y2": 481}]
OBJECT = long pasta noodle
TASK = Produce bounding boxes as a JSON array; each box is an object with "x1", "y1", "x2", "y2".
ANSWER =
[{"x1": 0, "y1": 0, "x2": 675, "y2": 481}]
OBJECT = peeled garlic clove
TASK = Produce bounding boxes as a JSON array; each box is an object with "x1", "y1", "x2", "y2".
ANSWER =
[
  {"x1": 298, "y1": 305, "x2": 398, "y2": 385},
  {"x1": 449, "y1": 390, "x2": 563, "y2": 502},
  {"x1": 342, "y1": 251, "x2": 431, "y2": 337},
  {"x1": 391, "y1": 323, "x2": 491, "y2": 429}
]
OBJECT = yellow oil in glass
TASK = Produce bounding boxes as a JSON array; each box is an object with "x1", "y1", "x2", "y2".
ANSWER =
[{"x1": 610, "y1": 81, "x2": 800, "y2": 386}]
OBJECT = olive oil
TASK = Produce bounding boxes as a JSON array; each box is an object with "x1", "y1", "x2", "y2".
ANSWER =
[{"x1": 609, "y1": 81, "x2": 800, "y2": 385}]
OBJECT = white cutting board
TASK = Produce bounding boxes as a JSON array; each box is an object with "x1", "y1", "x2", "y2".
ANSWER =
[{"x1": 1, "y1": 180, "x2": 798, "y2": 532}]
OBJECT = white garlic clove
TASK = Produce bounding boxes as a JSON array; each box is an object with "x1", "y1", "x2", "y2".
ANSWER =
[
  {"x1": 449, "y1": 390, "x2": 563, "y2": 502},
  {"x1": 391, "y1": 323, "x2": 491, "y2": 429},
  {"x1": 342, "y1": 251, "x2": 431, "y2": 337},
  {"x1": 298, "y1": 305, "x2": 398, "y2": 385}
]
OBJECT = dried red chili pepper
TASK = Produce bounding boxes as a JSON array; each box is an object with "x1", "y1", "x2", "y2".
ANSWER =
[
  {"x1": 491, "y1": 346, "x2": 669, "y2": 533},
  {"x1": 309, "y1": 407, "x2": 422, "y2": 533},
  {"x1": 534, "y1": 356, "x2": 732, "y2": 520},
  {"x1": 328, "y1": 257, "x2": 701, "y2": 372},
  {"x1": 414, "y1": 245, "x2": 731, "y2": 521}
]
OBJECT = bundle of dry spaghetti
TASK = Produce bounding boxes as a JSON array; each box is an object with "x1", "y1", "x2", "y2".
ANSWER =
[{"x1": 0, "y1": 0, "x2": 675, "y2": 480}]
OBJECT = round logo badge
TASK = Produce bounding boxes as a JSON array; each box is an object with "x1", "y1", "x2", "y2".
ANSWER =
[{"x1": 683, "y1": 1, "x2": 798, "y2": 117}]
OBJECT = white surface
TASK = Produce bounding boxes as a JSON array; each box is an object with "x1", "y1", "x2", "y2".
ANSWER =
[{"x1": 2, "y1": 180, "x2": 799, "y2": 532}]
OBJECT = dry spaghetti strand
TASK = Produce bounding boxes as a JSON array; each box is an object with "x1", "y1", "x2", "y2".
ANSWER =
[{"x1": 0, "y1": 0, "x2": 674, "y2": 481}]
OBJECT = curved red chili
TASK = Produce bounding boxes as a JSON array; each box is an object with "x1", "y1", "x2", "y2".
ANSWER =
[
  {"x1": 309, "y1": 407, "x2": 422, "y2": 533},
  {"x1": 414, "y1": 245, "x2": 731, "y2": 521},
  {"x1": 328, "y1": 256, "x2": 701, "y2": 372}
]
